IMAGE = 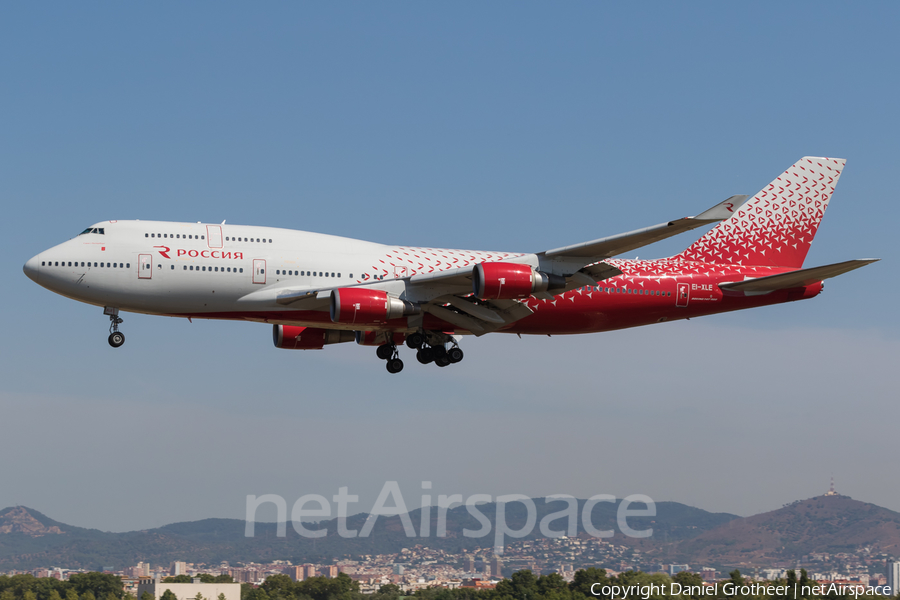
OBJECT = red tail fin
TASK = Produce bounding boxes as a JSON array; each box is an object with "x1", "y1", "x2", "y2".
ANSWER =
[{"x1": 673, "y1": 157, "x2": 846, "y2": 268}]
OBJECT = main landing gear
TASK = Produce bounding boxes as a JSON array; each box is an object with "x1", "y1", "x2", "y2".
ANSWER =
[
  {"x1": 375, "y1": 331, "x2": 465, "y2": 374},
  {"x1": 408, "y1": 331, "x2": 464, "y2": 369},
  {"x1": 105, "y1": 306, "x2": 125, "y2": 348},
  {"x1": 377, "y1": 342, "x2": 404, "y2": 374}
]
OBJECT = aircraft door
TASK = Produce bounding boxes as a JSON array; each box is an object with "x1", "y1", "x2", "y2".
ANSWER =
[
  {"x1": 253, "y1": 259, "x2": 266, "y2": 284},
  {"x1": 138, "y1": 254, "x2": 152, "y2": 279},
  {"x1": 676, "y1": 283, "x2": 689, "y2": 307},
  {"x1": 394, "y1": 265, "x2": 408, "y2": 278},
  {"x1": 207, "y1": 225, "x2": 223, "y2": 249}
]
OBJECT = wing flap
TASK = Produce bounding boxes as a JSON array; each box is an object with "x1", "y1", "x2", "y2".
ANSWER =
[{"x1": 719, "y1": 259, "x2": 879, "y2": 292}]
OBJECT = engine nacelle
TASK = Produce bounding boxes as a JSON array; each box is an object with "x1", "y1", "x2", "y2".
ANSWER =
[
  {"x1": 330, "y1": 288, "x2": 420, "y2": 325},
  {"x1": 273, "y1": 325, "x2": 354, "y2": 350},
  {"x1": 472, "y1": 262, "x2": 566, "y2": 300}
]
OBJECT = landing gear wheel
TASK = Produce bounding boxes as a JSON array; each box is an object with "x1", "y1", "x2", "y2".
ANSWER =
[
  {"x1": 386, "y1": 358, "x2": 404, "y2": 374},
  {"x1": 376, "y1": 344, "x2": 394, "y2": 360},
  {"x1": 417, "y1": 346, "x2": 435, "y2": 364},
  {"x1": 448, "y1": 347, "x2": 464, "y2": 363},
  {"x1": 432, "y1": 345, "x2": 447, "y2": 360},
  {"x1": 108, "y1": 332, "x2": 125, "y2": 348},
  {"x1": 406, "y1": 332, "x2": 425, "y2": 349},
  {"x1": 435, "y1": 356, "x2": 451, "y2": 367}
]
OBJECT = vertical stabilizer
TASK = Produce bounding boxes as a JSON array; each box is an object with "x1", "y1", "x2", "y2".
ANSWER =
[{"x1": 674, "y1": 157, "x2": 846, "y2": 268}]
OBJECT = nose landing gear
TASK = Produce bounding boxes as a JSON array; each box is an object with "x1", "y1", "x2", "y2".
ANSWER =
[{"x1": 105, "y1": 307, "x2": 125, "y2": 348}]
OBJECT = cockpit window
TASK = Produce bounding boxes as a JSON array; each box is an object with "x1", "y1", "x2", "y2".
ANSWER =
[
  {"x1": 79, "y1": 228, "x2": 92, "y2": 235},
  {"x1": 78, "y1": 227, "x2": 106, "y2": 235}
]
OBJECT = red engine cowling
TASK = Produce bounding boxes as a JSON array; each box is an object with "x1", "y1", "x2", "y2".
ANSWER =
[
  {"x1": 330, "y1": 288, "x2": 419, "y2": 325},
  {"x1": 473, "y1": 262, "x2": 566, "y2": 300},
  {"x1": 273, "y1": 325, "x2": 354, "y2": 349}
]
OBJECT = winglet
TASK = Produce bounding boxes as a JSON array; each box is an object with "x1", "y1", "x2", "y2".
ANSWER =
[{"x1": 693, "y1": 195, "x2": 749, "y2": 222}]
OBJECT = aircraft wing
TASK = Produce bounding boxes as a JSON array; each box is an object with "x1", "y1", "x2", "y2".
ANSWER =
[
  {"x1": 719, "y1": 259, "x2": 879, "y2": 292},
  {"x1": 539, "y1": 195, "x2": 749, "y2": 261},
  {"x1": 241, "y1": 195, "x2": 750, "y2": 334}
]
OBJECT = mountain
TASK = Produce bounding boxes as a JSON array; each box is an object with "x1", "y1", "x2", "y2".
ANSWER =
[
  {"x1": 6, "y1": 495, "x2": 898, "y2": 572},
  {"x1": 0, "y1": 499, "x2": 737, "y2": 570},
  {"x1": 0, "y1": 507, "x2": 65, "y2": 536},
  {"x1": 656, "y1": 494, "x2": 900, "y2": 566}
]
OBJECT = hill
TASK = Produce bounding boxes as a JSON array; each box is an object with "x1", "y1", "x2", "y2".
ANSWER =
[
  {"x1": 0, "y1": 499, "x2": 737, "y2": 570},
  {"x1": 656, "y1": 494, "x2": 900, "y2": 566}
]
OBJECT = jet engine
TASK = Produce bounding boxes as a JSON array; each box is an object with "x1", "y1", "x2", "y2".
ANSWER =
[
  {"x1": 273, "y1": 325, "x2": 355, "y2": 350},
  {"x1": 472, "y1": 262, "x2": 566, "y2": 300},
  {"x1": 330, "y1": 288, "x2": 420, "y2": 325}
]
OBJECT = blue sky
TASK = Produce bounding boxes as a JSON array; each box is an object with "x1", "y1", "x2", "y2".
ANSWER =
[{"x1": 2, "y1": 3, "x2": 898, "y2": 533}]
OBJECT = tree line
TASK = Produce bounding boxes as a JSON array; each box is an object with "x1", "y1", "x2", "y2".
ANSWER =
[{"x1": 3, "y1": 568, "x2": 898, "y2": 600}]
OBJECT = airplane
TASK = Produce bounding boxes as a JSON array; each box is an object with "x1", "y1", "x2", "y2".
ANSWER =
[{"x1": 23, "y1": 157, "x2": 877, "y2": 374}]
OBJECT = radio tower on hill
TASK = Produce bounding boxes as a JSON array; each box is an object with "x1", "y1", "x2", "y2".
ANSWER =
[{"x1": 824, "y1": 475, "x2": 838, "y2": 496}]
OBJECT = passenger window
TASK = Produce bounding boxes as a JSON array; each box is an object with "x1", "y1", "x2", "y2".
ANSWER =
[
  {"x1": 151, "y1": 233, "x2": 155, "y2": 238},
  {"x1": 201, "y1": 236, "x2": 205, "y2": 239},
  {"x1": 41, "y1": 261, "x2": 45, "y2": 266},
  {"x1": 350, "y1": 273, "x2": 353, "y2": 278},
  {"x1": 260, "y1": 269, "x2": 264, "y2": 274},
  {"x1": 240, "y1": 268, "x2": 243, "y2": 273},
  {"x1": 227, "y1": 267, "x2": 231, "y2": 272},
  {"x1": 269, "y1": 239, "x2": 272, "y2": 243},
  {"x1": 126, "y1": 263, "x2": 130, "y2": 268},
  {"x1": 145, "y1": 233, "x2": 149, "y2": 238},
  {"x1": 171, "y1": 265, "x2": 174, "y2": 270},
  {"x1": 183, "y1": 266, "x2": 187, "y2": 270}
]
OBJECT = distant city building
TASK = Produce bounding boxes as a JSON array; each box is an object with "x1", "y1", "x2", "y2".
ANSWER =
[
  {"x1": 887, "y1": 562, "x2": 900, "y2": 597},
  {"x1": 490, "y1": 557, "x2": 503, "y2": 579},
  {"x1": 464, "y1": 556, "x2": 475, "y2": 572},
  {"x1": 170, "y1": 562, "x2": 187, "y2": 576},
  {"x1": 700, "y1": 568, "x2": 717, "y2": 582},
  {"x1": 392, "y1": 565, "x2": 404, "y2": 575},
  {"x1": 483, "y1": 565, "x2": 491, "y2": 578},
  {"x1": 283, "y1": 566, "x2": 303, "y2": 582},
  {"x1": 137, "y1": 578, "x2": 240, "y2": 600},
  {"x1": 669, "y1": 565, "x2": 690, "y2": 575},
  {"x1": 323, "y1": 565, "x2": 338, "y2": 578}
]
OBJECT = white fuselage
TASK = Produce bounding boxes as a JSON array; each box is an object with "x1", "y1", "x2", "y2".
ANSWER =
[{"x1": 23, "y1": 220, "x2": 523, "y2": 325}]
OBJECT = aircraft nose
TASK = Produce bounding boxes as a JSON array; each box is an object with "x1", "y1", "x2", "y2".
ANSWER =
[{"x1": 23, "y1": 255, "x2": 41, "y2": 283}]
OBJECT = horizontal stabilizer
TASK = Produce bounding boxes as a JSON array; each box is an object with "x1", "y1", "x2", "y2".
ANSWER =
[{"x1": 719, "y1": 259, "x2": 879, "y2": 292}]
